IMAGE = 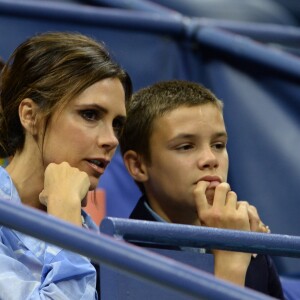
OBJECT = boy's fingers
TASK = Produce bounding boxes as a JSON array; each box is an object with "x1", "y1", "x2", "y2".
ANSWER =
[
  {"x1": 194, "y1": 181, "x2": 211, "y2": 211},
  {"x1": 213, "y1": 182, "x2": 231, "y2": 208},
  {"x1": 247, "y1": 204, "x2": 260, "y2": 232},
  {"x1": 225, "y1": 191, "x2": 238, "y2": 208}
]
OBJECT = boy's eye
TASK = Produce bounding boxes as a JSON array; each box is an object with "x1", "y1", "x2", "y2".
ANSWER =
[
  {"x1": 212, "y1": 142, "x2": 226, "y2": 150},
  {"x1": 80, "y1": 110, "x2": 99, "y2": 121},
  {"x1": 176, "y1": 144, "x2": 193, "y2": 151}
]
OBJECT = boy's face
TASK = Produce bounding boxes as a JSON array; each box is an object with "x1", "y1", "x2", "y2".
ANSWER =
[{"x1": 143, "y1": 103, "x2": 228, "y2": 223}]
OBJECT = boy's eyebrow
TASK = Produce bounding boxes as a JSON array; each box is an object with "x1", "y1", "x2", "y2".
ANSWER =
[
  {"x1": 169, "y1": 133, "x2": 197, "y2": 141},
  {"x1": 166, "y1": 131, "x2": 228, "y2": 148},
  {"x1": 212, "y1": 131, "x2": 228, "y2": 139},
  {"x1": 169, "y1": 131, "x2": 228, "y2": 141}
]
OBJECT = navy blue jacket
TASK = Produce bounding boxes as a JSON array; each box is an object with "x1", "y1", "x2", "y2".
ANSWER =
[{"x1": 130, "y1": 196, "x2": 285, "y2": 300}]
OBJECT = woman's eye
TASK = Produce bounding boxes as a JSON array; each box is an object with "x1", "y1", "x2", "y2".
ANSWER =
[
  {"x1": 80, "y1": 110, "x2": 99, "y2": 121},
  {"x1": 112, "y1": 118, "x2": 125, "y2": 138}
]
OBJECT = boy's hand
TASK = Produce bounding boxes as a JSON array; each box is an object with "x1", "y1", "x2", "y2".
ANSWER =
[{"x1": 194, "y1": 181, "x2": 250, "y2": 231}]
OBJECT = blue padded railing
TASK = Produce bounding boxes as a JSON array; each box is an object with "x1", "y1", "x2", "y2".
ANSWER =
[
  {"x1": 100, "y1": 217, "x2": 300, "y2": 258},
  {"x1": 0, "y1": 0, "x2": 183, "y2": 36},
  {"x1": 0, "y1": 199, "x2": 274, "y2": 300},
  {"x1": 195, "y1": 26, "x2": 300, "y2": 79},
  {"x1": 2, "y1": 0, "x2": 300, "y2": 44},
  {"x1": 190, "y1": 18, "x2": 300, "y2": 44},
  {"x1": 85, "y1": 0, "x2": 180, "y2": 16},
  {"x1": 1, "y1": 0, "x2": 300, "y2": 79}
]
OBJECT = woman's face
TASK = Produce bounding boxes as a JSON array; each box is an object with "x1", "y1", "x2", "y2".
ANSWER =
[{"x1": 41, "y1": 78, "x2": 126, "y2": 189}]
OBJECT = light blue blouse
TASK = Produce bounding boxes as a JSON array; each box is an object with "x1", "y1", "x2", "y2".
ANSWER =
[{"x1": 0, "y1": 167, "x2": 98, "y2": 299}]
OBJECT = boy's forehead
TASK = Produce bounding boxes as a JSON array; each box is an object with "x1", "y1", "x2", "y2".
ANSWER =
[
  {"x1": 152, "y1": 104, "x2": 224, "y2": 135},
  {"x1": 156, "y1": 103, "x2": 222, "y2": 122}
]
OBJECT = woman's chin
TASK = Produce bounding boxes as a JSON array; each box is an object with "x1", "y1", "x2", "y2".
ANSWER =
[
  {"x1": 89, "y1": 177, "x2": 99, "y2": 191},
  {"x1": 81, "y1": 196, "x2": 88, "y2": 207}
]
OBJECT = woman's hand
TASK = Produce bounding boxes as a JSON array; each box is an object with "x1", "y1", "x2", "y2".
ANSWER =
[{"x1": 39, "y1": 162, "x2": 90, "y2": 226}]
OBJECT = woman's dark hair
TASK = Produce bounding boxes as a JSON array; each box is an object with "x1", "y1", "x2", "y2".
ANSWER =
[{"x1": 0, "y1": 32, "x2": 132, "y2": 157}]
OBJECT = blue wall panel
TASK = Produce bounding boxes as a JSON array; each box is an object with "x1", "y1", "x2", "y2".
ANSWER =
[{"x1": 1, "y1": 0, "x2": 300, "y2": 274}]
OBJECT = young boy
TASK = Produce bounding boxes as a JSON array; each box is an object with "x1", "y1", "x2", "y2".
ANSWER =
[{"x1": 120, "y1": 80, "x2": 284, "y2": 299}]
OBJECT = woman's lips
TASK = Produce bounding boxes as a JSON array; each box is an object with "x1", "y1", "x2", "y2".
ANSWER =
[{"x1": 86, "y1": 159, "x2": 109, "y2": 176}]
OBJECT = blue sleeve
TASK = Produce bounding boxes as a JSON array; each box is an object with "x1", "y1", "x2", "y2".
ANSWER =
[{"x1": 0, "y1": 233, "x2": 98, "y2": 300}]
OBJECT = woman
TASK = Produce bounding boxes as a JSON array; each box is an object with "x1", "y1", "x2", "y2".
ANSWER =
[{"x1": 0, "y1": 32, "x2": 132, "y2": 299}]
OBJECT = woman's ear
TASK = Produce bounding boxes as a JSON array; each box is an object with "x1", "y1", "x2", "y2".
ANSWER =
[
  {"x1": 123, "y1": 150, "x2": 149, "y2": 183},
  {"x1": 19, "y1": 98, "x2": 39, "y2": 135}
]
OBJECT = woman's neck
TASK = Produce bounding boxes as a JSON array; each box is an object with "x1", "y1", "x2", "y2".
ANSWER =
[{"x1": 6, "y1": 150, "x2": 46, "y2": 211}]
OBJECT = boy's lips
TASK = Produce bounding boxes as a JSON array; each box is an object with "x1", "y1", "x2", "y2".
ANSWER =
[
  {"x1": 206, "y1": 180, "x2": 221, "y2": 189},
  {"x1": 196, "y1": 175, "x2": 222, "y2": 189}
]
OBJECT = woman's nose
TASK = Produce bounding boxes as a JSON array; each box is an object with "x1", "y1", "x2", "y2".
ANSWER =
[{"x1": 97, "y1": 126, "x2": 119, "y2": 152}]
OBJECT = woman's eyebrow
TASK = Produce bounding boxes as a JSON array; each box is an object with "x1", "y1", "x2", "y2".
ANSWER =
[
  {"x1": 76, "y1": 103, "x2": 126, "y2": 117},
  {"x1": 74, "y1": 103, "x2": 107, "y2": 112}
]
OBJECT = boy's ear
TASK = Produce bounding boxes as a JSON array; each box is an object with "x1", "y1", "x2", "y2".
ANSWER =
[
  {"x1": 19, "y1": 98, "x2": 39, "y2": 135},
  {"x1": 123, "y1": 150, "x2": 149, "y2": 182}
]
